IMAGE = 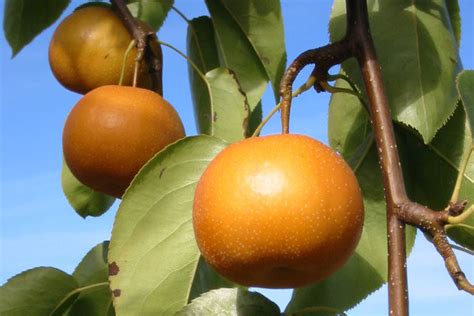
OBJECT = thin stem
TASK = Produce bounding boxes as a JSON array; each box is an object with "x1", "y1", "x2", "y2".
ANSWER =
[
  {"x1": 328, "y1": 73, "x2": 360, "y2": 94},
  {"x1": 450, "y1": 144, "x2": 474, "y2": 203},
  {"x1": 157, "y1": 39, "x2": 217, "y2": 135},
  {"x1": 449, "y1": 241, "x2": 474, "y2": 256},
  {"x1": 448, "y1": 205, "x2": 474, "y2": 224},
  {"x1": 119, "y1": 39, "x2": 136, "y2": 86},
  {"x1": 171, "y1": 6, "x2": 190, "y2": 23},
  {"x1": 293, "y1": 76, "x2": 316, "y2": 97},
  {"x1": 327, "y1": 73, "x2": 369, "y2": 110},
  {"x1": 133, "y1": 53, "x2": 141, "y2": 87},
  {"x1": 252, "y1": 103, "x2": 281, "y2": 137},
  {"x1": 251, "y1": 75, "x2": 319, "y2": 137},
  {"x1": 50, "y1": 282, "x2": 109, "y2": 316},
  {"x1": 279, "y1": 40, "x2": 352, "y2": 134},
  {"x1": 157, "y1": 40, "x2": 207, "y2": 85},
  {"x1": 319, "y1": 81, "x2": 365, "y2": 104},
  {"x1": 111, "y1": 0, "x2": 163, "y2": 94}
]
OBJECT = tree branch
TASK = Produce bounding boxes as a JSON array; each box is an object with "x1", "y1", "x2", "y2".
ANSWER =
[
  {"x1": 279, "y1": 40, "x2": 352, "y2": 134},
  {"x1": 347, "y1": 0, "x2": 410, "y2": 314},
  {"x1": 110, "y1": 0, "x2": 163, "y2": 95}
]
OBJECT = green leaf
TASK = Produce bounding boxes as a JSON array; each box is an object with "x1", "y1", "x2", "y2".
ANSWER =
[
  {"x1": 177, "y1": 288, "x2": 280, "y2": 316},
  {"x1": 187, "y1": 17, "x2": 258, "y2": 140},
  {"x1": 67, "y1": 242, "x2": 114, "y2": 316},
  {"x1": 206, "y1": 68, "x2": 249, "y2": 142},
  {"x1": 286, "y1": 253, "x2": 384, "y2": 316},
  {"x1": 62, "y1": 161, "x2": 115, "y2": 218},
  {"x1": 188, "y1": 257, "x2": 235, "y2": 302},
  {"x1": 127, "y1": 0, "x2": 173, "y2": 31},
  {"x1": 205, "y1": 0, "x2": 268, "y2": 112},
  {"x1": 402, "y1": 104, "x2": 474, "y2": 248},
  {"x1": 0, "y1": 267, "x2": 78, "y2": 316},
  {"x1": 401, "y1": 105, "x2": 472, "y2": 210},
  {"x1": 457, "y1": 70, "x2": 474, "y2": 139},
  {"x1": 3, "y1": 0, "x2": 70, "y2": 57},
  {"x1": 187, "y1": 16, "x2": 220, "y2": 135},
  {"x1": 247, "y1": 101, "x2": 263, "y2": 137},
  {"x1": 328, "y1": 77, "x2": 371, "y2": 161},
  {"x1": 108, "y1": 136, "x2": 227, "y2": 315},
  {"x1": 73, "y1": 242, "x2": 110, "y2": 285},
  {"x1": 330, "y1": 0, "x2": 461, "y2": 143},
  {"x1": 219, "y1": 0, "x2": 286, "y2": 101},
  {"x1": 446, "y1": 0, "x2": 461, "y2": 46}
]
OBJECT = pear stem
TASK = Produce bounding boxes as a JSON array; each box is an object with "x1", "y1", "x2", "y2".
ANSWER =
[{"x1": 111, "y1": 0, "x2": 163, "y2": 95}]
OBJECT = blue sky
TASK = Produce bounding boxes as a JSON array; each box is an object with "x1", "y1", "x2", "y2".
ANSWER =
[{"x1": 1, "y1": 1, "x2": 473, "y2": 315}]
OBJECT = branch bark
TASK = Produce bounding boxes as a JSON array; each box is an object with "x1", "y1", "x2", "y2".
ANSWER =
[
  {"x1": 110, "y1": 0, "x2": 163, "y2": 95},
  {"x1": 347, "y1": 1, "x2": 409, "y2": 314}
]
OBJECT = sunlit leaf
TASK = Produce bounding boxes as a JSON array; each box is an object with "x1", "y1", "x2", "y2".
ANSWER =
[
  {"x1": 62, "y1": 161, "x2": 115, "y2": 218},
  {"x1": 3, "y1": 0, "x2": 71, "y2": 57},
  {"x1": 177, "y1": 288, "x2": 280, "y2": 316},
  {"x1": 206, "y1": 68, "x2": 249, "y2": 142},
  {"x1": 108, "y1": 136, "x2": 227, "y2": 315}
]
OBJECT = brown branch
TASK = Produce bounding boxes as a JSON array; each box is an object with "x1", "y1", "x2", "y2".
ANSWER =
[
  {"x1": 349, "y1": 0, "x2": 474, "y2": 303},
  {"x1": 110, "y1": 0, "x2": 163, "y2": 95},
  {"x1": 278, "y1": 0, "x2": 473, "y2": 314},
  {"x1": 399, "y1": 202, "x2": 474, "y2": 295},
  {"x1": 279, "y1": 40, "x2": 352, "y2": 134},
  {"x1": 347, "y1": 0, "x2": 410, "y2": 314}
]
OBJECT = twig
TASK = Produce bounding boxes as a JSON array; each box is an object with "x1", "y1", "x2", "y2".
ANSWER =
[
  {"x1": 279, "y1": 40, "x2": 352, "y2": 134},
  {"x1": 398, "y1": 201, "x2": 474, "y2": 294},
  {"x1": 252, "y1": 75, "x2": 316, "y2": 137}
]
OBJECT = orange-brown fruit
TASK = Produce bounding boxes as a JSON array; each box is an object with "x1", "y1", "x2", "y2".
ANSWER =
[
  {"x1": 193, "y1": 134, "x2": 364, "y2": 288},
  {"x1": 49, "y1": 5, "x2": 152, "y2": 94},
  {"x1": 63, "y1": 85, "x2": 185, "y2": 198}
]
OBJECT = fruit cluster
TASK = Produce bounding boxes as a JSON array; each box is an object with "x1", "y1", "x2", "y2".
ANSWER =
[
  {"x1": 51, "y1": 3, "x2": 364, "y2": 289},
  {"x1": 50, "y1": 5, "x2": 185, "y2": 198}
]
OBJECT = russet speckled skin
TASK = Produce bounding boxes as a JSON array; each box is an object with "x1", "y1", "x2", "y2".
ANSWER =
[
  {"x1": 193, "y1": 134, "x2": 364, "y2": 288},
  {"x1": 49, "y1": 6, "x2": 151, "y2": 94},
  {"x1": 63, "y1": 85, "x2": 185, "y2": 198}
]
